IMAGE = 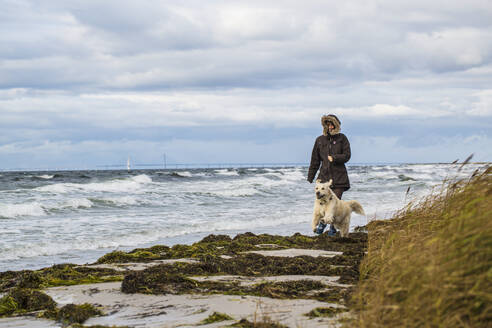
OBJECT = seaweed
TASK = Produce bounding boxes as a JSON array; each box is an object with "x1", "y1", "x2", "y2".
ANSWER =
[
  {"x1": 199, "y1": 311, "x2": 234, "y2": 324},
  {"x1": 0, "y1": 264, "x2": 123, "y2": 292},
  {"x1": 305, "y1": 306, "x2": 348, "y2": 318},
  {"x1": 121, "y1": 252, "x2": 351, "y2": 288},
  {"x1": 229, "y1": 318, "x2": 288, "y2": 328},
  {"x1": 95, "y1": 232, "x2": 367, "y2": 264},
  {"x1": 54, "y1": 303, "x2": 103, "y2": 325},
  {"x1": 122, "y1": 272, "x2": 198, "y2": 294},
  {"x1": 122, "y1": 268, "x2": 346, "y2": 304},
  {"x1": 68, "y1": 325, "x2": 129, "y2": 328},
  {"x1": 0, "y1": 288, "x2": 56, "y2": 317}
]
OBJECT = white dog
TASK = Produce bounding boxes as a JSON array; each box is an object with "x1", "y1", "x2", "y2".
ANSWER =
[{"x1": 312, "y1": 179, "x2": 365, "y2": 237}]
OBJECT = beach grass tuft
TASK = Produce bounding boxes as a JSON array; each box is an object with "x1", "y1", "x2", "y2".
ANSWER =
[{"x1": 349, "y1": 166, "x2": 491, "y2": 327}]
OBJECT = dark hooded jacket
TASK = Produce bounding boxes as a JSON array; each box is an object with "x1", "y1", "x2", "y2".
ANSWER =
[{"x1": 307, "y1": 114, "x2": 351, "y2": 190}]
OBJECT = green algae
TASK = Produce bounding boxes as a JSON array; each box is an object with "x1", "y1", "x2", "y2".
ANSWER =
[
  {"x1": 95, "y1": 232, "x2": 367, "y2": 264},
  {"x1": 305, "y1": 306, "x2": 348, "y2": 318},
  {"x1": 41, "y1": 263, "x2": 123, "y2": 287},
  {"x1": 0, "y1": 288, "x2": 56, "y2": 317},
  {"x1": 229, "y1": 318, "x2": 288, "y2": 328},
  {"x1": 54, "y1": 303, "x2": 103, "y2": 325},
  {"x1": 0, "y1": 264, "x2": 123, "y2": 292},
  {"x1": 118, "y1": 231, "x2": 367, "y2": 306},
  {"x1": 117, "y1": 232, "x2": 367, "y2": 310},
  {"x1": 68, "y1": 325, "x2": 129, "y2": 328},
  {"x1": 31, "y1": 232, "x2": 364, "y2": 290},
  {"x1": 121, "y1": 252, "x2": 355, "y2": 284},
  {"x1": 0, "y1": 288, "x2": 100, "y2": 324},
  {"x1": 96, "y1": 250, "x2": 164, "y2": 264},
  {"x1": 199, "y1": 311, "x2": 234, "y2": 325},
  {"x1": 122, "y1": 269, "x2": 334, "y2": 302},
  {"x1": 250, "y1": 280, "x2": 325, "y2": 299},
  {"x1": 0, "y1": 295, "x2": 17, "y2": 316}
]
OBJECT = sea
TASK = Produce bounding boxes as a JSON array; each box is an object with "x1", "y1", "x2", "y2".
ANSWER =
[{"x1": 0, "y1": 163, "x2": 486, "y2": 272}]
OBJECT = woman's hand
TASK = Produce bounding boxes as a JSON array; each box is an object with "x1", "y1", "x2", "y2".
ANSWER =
[{"x1": 328, "y1": 155, "x2": 333, "y2": 162}]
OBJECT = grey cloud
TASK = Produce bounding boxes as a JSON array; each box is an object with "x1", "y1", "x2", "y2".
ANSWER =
[
  {"x1": 2, "y1": 1, "x2": 491, "y2": 91},
  {"x1": 1, "y1": 1, "x2": 492, "y2": 168}
]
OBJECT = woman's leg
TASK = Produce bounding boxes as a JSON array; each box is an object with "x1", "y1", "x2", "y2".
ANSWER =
[{"x1": 332, "y1": 188, "x2": 344, "y2": 199}]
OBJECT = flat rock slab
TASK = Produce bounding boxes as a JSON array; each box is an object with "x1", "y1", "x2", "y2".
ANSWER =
[
  {"x1": 245, "y1": 248, "x2": 343, "y2": 258},
  {"x1": 83, "y1": 258, "x2": 199, "y2": 272},
  {"x1": 191, "y1": 275, "x2": 351, "y2": 288},
  {"x1": 33, "y1": 282, "x2": 342, "y2": 328}
]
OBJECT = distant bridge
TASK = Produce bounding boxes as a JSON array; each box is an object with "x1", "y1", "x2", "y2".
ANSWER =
[{"x1": 96, "y1": 162, "x2": 310, "y2": 169}]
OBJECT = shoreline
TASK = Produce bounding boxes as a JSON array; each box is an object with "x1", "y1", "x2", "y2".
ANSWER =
[{"x1": 0, "y1": 231, "x2": 367, "y2": 327}]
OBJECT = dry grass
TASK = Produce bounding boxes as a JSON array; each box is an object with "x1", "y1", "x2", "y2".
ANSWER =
[{"x1": 349, "y1": 165, "x2": 492, "y2": 327}]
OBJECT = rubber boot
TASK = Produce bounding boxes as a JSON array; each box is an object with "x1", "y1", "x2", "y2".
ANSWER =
[
  {"x1": 315, "y1": 222, "x2": 327, "y2": 235},
  {"x1": 327, "y1": 224, "x2": 337, "y2": 236}
]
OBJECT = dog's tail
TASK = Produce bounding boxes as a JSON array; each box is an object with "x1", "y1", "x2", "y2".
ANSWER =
[{"x1": 348, "y1": 201, "x2": 365, "y2": 215}]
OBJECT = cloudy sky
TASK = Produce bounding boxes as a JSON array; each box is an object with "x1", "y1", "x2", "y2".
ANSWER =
[{"x1": 1, "y1": 0, "x2": 491, "y2": 169}]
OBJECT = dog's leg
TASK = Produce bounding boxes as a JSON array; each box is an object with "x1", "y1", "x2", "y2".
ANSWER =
[
  {"x1": 312, "y1": 204, "x2": 321, "y2": 232},
  {"x1": 323, "y1": 214, "x2": 334, "y2": 225},
  {"x1": 312, "y1": 215, "x2": 320, "y2": 232},
  {"x1": 339, "y1": 220, "x2": 350, "y2": 237}
]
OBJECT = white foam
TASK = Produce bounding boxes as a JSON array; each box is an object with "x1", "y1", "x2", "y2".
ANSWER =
[
  {"x1": 174, "y1": 171, "x2": 193, "y2": 177},
  {"x1": 0, "y1": 226, "x2": 187, "y2": 261},
  {"x1": 37, "y1": 174, "x2": 153, "y2": 194},
  {"x1": 0, "y1": 202, "x2": 46, "y2": 218},
  {"x1": 131, "y1": 174, "x2": 153, "y2": 183},
  {"x1": 210, "y1": 188, "x2": 259, "y2": 197},
  {"x1": 37, "y1": 175, "x2": 54, "y2": 179},
  {"x1": 214, "y1": 169, "x2": 239, "y2": 176},
  {"x1": 37, "y1": 183, "x2": 72, "y2": 193},
  {"x1": 207, "y1": 212, "x2": 310, "y2": 232},
  {"x1": 64, "y1": 198, "x2": 93, "y2": 209}
]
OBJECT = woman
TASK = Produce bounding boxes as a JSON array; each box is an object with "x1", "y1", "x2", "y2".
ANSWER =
[{"x1": 307, "y1": 114, "x2": 351, "y2": 235}]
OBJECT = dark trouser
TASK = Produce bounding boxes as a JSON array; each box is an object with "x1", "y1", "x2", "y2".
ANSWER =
[
  {"x1": 332, "y1": 188, "x2": 344, "y2": 200},
  {"x1": 329, "y1": 188, "x2": 344, "y2": 234}
]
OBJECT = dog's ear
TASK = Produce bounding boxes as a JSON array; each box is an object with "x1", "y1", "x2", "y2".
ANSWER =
[
  {"x1": 315, "y1": 179, "x2": 322, "y2": 184},
  {"x1": 327, "y1": 179, "x2": 333, "y2": 187}
]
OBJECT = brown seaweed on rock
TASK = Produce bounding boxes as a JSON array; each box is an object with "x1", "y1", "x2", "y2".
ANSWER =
[
  {"x1": 122, "y1": 270, "x2": 334, "y2": 302},
  {"x1": 95, "y1": 232, "x2": 367, "y2": 264},
  {"x1": 0, "y1": 288, "x2": 56, "y2": 317},
  {"x1": 230, "y1": 318, "x2": 288, "y2": 328},
  {"x1": 122, "y1": 252, "x2": 351, "y2": 283},
  {"x1": 54, "y1": 303, "x2": 103, "y2": 325},
  {"x1": 0, "y1": 264, "x2": 123, "y2": 292}
]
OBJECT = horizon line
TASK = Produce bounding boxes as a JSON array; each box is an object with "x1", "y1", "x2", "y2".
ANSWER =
[{"x1": 1, "y1": 161, "x2": 489, "y2": 172}]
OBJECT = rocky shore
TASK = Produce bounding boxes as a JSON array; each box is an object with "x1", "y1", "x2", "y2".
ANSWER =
[{"x1": 0, "y1": 231, "x2": 367, "y2": 328}]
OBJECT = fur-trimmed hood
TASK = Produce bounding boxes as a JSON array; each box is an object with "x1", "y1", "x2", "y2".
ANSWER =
[{"x1": 321, "y1": 114, "x2": 341, "y2": 136}]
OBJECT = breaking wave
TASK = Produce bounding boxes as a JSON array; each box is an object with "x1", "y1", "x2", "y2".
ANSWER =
[
  {"x1": 37, "y1": 174, "x2": 152, "y2": 194},
  {"x1": 0, "y1": 202, "x2": 46, "y2": 219}
]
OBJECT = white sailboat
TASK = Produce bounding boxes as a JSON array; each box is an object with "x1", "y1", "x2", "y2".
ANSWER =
[{"x1": 127, "y1": 156, "x2": 131, "y2": 172}]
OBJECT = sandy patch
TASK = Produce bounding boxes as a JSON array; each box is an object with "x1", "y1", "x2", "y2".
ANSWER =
[{"x1": 40, "y1": 282, "x2": 342, "y2": 327}]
